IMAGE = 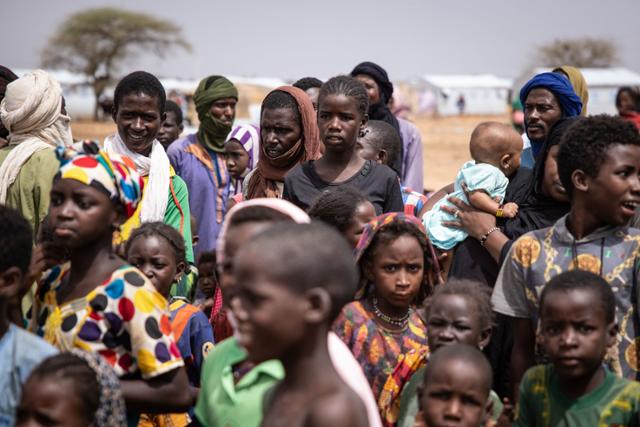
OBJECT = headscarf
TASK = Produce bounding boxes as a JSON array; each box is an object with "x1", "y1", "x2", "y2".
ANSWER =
[
  {"x1": 0, "y1": 70, "x2": 74, "y2": 202},
  {"x1": 246, "y1": 86, "x2": 322, "y2": 199},
  {"x1": 194, "y1": 76, "x2": 238, "y2": 153},
  {"x1": 553, "y1": 66, "x2": 589, "y2": 116},
  {"x1": 103, "y1": 133, "x2": 169, "y2": 223},
  {"x1": 354, "y1": 212, "x2": 439, "y2": 300},
  {"x1": 0, "y1": 65, "x2": 18, "y2": 139},
  {"x1": 350, "y1": 62, "x2": 403, "y2": 175},
  {"x1": 226, "y1": 124, "x2": 260, "y2": 195},
  {"x1": 57, "y1": 141, "x2": 144, "y2": 219},
  {"x1": 69, "y1": 349, "x2": 127, "y2": 427}
]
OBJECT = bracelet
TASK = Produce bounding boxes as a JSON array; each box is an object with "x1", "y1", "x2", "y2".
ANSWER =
[
  {"x1": 480, "y1": 227, "x2": 500, "y2": 247},
  {"x1": 495, "y1": 205, "x2": 504, "y2": 218}
]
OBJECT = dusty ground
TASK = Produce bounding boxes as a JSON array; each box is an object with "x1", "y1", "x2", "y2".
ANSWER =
[{"x1": 71, "y1": 113, "x2": 510, "y2": 193}]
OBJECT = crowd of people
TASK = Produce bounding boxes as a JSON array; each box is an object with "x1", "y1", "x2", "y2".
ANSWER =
[{"x1": 1, "y1": 60, "x2": 640, "y2": 427}]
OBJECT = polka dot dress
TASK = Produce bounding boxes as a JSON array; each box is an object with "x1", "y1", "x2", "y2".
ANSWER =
[{"x1": 36, "y1": 263, "x2": 184, "y2": 379}]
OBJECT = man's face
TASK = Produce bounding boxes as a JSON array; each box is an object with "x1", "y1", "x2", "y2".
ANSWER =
[
  {"x1": 524, "y1": 88, "x2": 562, "y2": 141},
  {"x1": 113, "y1": 92, "x2": 163, "y2": 156}
]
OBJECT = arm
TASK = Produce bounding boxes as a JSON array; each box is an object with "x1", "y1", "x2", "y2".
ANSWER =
[
  {"x1": 468, "y1": 190, "x2": 501, "y2": 214},
  {"x1": 420, "y1": 182, "x2": 455, "y2": 215},
  {"x1": 385, "y1": 176, "x2": 405, "y2": 213},
  {"x1": 121, "y1": 366, "x2": 196, "y2": 413},
  {"x1": 166, "y1": 176, "x2": 195, "y2": 263},
  {"x1": 190, "y1": 311, "x2": 215, "y2": 384},
  {"x1": 401, "y1": 123, "x2": 424, "y2": 193},
  {"x1": 510, "y1": 318, "x2": 536, "y2": 402}
]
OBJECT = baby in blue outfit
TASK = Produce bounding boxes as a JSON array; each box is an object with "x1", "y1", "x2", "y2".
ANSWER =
[{"x1": 423, "y1": 122, "x2": 522, "y2": 250}]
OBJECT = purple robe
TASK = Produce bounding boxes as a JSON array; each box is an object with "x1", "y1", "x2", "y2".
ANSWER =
[{"x1": 398, "y1": 118, "x2": 424, "y2": 193}]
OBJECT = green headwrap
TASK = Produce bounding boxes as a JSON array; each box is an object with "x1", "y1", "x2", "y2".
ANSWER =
[{"x1": 193, "y1": 76, "x2": 238, "y2": 152}]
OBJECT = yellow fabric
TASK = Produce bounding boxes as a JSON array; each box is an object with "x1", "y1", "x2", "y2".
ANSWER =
[{"x1": 554, "y1": 66, "x2": 589, "y2": 116}]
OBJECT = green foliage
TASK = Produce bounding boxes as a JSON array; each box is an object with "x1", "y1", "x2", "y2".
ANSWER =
[{"x1": 537, "y1": 37, "x2": 618, "y2": 68}]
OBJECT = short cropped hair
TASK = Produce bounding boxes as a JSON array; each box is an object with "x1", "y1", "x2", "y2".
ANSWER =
[
  {"x1": 113, "y1": 71, "x2": 166, "y2": 114},
  {"x1": 540, "y1": 270, "x2": 615, "y2": 323},
  {"x1": 293, "y1": 77, "x2": 323, "y2": 92},
  {"x1": 164, "y1": 100, "x2": 183, "y2": 125},
  {"x1": 423, "y1": 279, "x2": 493, "y2": 330},
  {"x1": 237, "y1": 222, "x2": 357, "y2": 321},
  {"x1": 0, "y1": 205, "x2": 33, "y2": 274},
  {"x1": 557, "y1": 115, "x2": 640, "y2": 197},
  {"x1": 365, "y1": 120, "x2": 402, "y2": 169},
  {"x1": 308, "y1": 186, "x2": 370, "y2": 233},
  {"x1": 319, "y1": 75, "x2": 369, "y2": 118},
  {"x1": 261, "y1": 90, "x2": 301, "y2": 126},
  {"x1": 424, "y1": 344, "x2": 493, "y2": 392}
]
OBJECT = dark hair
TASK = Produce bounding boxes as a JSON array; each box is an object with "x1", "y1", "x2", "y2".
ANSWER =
[
  {"x1": 229, "y1": 206, "x2": 293, "y2": 228},
  {"x1": 540, "y1": 270, "x2": 615, "y2": 323},
  {"x1": 360, "y1": 221, "x2": 432, "y2": 303},
  {"x1": 197, "y1": 250, "x2": 217, "y2": 266},
  {"x1": 293, "y1": 77, "x2": 323, "y2": 92},
  {"x1": 164, "y1": 99, "x2": 183, "y2": 125},
  {"x1": 28, "y1": 353, "x2": 100, "y2": 425},
  {"x1": 615, "y1": 86, "x2": 640, "y2": 111},
  {"x1": 240, "y1": 222, "x2": 357, "y2": 321},
  {"x1": 423, "y1": 279, "x2": 493, "y2": 330},
  {"x1": 125, "y1": 222, "x2": 186, "y2": 266},
  {"x1": 113, "y1": 71, "x2": 166, "y2": 114},
  {"x1": 364, "y1": 120, "x2": 402, "y2": 169},
  {"x1": 0, "y1": 205, "x2": 33, "y2": 274},
  {"x1": 319, "y1": 75, "x2": 369, "y2": 118},
  {"x1": 308, "y1": 186, "x2": 370, "y2": 233},
  {"x1": 557, "y1": 115, "x2": 640, "y2": 197},
  {"x1": 423, "y1": 344, "x2": 493, "y2": 392},
  {"x1": 261, "y1": 90, "x2": 301, "y2": 126}
]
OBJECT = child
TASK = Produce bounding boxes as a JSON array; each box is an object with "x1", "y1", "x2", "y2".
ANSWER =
[
  {"x1": 283, "y1": 76, "x2": 404, "y2": 214},
  {"x1": 308, "y1": 185, "x2": 376, "y2": 248},
  {"x1": 32, "y1": 142, "x2": 192, "y2": 423},
  {"x1": 224, "y1": 123, "x2": 260, "y2": 199},
  {"x1": 16, "y1": 350, "x2": 126, "y2": 427},
  {"x1": 234, "y1": 222, "x2": 369, "y2": 427},
  {"x1": 514, "y1": 270, "x2": 640, "y2": 426},
  {"x1": 423, "y1": 122, "x2": 522, "y2": 250},
  {"x1": 418, "y1": 344, "x2": 493, "y2": 427},
  {"x1": 157, "y1": 100, "x2": 184, "y2": 151},
  {"x1": 491, "y1": 116, "x2": 640, "y2": 396},
  {"x1": 357, "y1": 120, "x2": 428, "y2": 217},
  {"x1": 0, "y1": 206, "x2": 57, "y2": 426},
  {"x1": 193, "y1": 251, "x2": 218, "y2": 318},
  {"x1": 334, "y1": 213, "x2": 432, "y2": 426}
]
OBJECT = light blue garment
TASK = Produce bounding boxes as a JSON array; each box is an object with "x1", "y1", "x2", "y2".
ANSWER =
[
  {"x1": 520, "y1": 147, "x2": 535, "y2": 169},
  {"x1": 0, "y1": 324, "x2": 58, "y2": 427},
  {"x1": 423, "y1": 161, "x2": 509, "y2": 250}
]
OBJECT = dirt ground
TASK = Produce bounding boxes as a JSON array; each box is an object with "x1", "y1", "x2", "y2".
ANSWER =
[{"x1": 71, "y1": 113, "x2": 510, "y2": 193}]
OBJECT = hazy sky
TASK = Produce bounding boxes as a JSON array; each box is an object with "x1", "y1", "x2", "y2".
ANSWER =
[{"x1": 3, "y1": 0, "x2": 639, "y2": 81}]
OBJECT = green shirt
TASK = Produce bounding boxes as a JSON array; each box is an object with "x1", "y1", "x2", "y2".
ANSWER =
[
  {"x1": 515, "y1": 364, "x2": 640, "y2": 427},
  {"x1": 195, "y1": 337, "x2": 284, "y2": 427}
]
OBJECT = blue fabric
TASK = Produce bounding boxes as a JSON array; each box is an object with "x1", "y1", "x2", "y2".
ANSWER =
[
  {"x1": 422, "y1": 161, "x2": 509, "y2": 250},
  {"x1": 520, "y1": 147, "x2": 535, "y2": 169},
  {"x1": 519, "y1": 72, "x2": 582, "y2": 119}
]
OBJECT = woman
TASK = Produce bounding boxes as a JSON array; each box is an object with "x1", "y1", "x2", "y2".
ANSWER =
[{"x1": 552, "y1": 65, "x2": 589, "y2": 116}]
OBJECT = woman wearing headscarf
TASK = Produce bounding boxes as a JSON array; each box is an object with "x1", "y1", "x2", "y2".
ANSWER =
[
  {"x1": 0, "y1": 66, "x2": 18, "y2": 148},
  {"x1": 553, "y1": 65, "x2": 589, "y2": 116},
  {"x1": 243, "y1": 86, "x2": 322, "y2": 200},
  {"x1": 168, "y1": 75, "x2": 238, "y2": 256},
  {"x1": 0, "y1": 69, "x2": 73, "y2": 240},
  {"x1": 519, "y1": 72, "x2": 582, "y2": 168}
]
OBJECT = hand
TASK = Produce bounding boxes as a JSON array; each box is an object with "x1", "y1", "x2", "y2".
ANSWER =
[
  {"x1": 494, "y1": 398, "x2": 515, "y2": 427},
  {"x1": 441, "y1": 196, "x2": 497, "y2": 240},
  {"x1": 501, "y1": 202, "x2": 519, "y2": 218}
]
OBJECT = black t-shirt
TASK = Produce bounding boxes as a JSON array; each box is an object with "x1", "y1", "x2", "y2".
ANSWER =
[{"x1": 283, "y1": 159, "x2": 404, "y2": 214}]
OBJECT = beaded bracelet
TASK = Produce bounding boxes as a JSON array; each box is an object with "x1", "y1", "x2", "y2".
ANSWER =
[{"x1": 480, "y1": 227, "x2": 500, "y2": 247}]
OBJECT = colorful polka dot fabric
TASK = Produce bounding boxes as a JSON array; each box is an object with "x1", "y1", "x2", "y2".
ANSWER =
[
  {"x1": 34, "y1": 263, "x2": 184, "y2": 379},
  {"x1": 56, "y1": 141, "x2": 144, "y2": 219}
]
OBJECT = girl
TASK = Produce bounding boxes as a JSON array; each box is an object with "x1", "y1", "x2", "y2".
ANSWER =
[
  {"x1": 283, "y1": 75, "x2": 404, "y2": 214},
  {"x1": 224, "y1": 124, "x2": 260, "y2": 201},
  {"x1": 243, "y1": 86, "x2": 322, "y2": 201},
  {"x1": 16, "y1": 350, "x2": 126, "y2": 427},
  {"x1": 32, "y1": 142, "x2": 192, "y2": 424},
  {"x1": 333, "y1": 213, "x2": 434, "y2": 426},
  {"x1": 308, "y1": 185, "x2": 376, "y2": 248}
]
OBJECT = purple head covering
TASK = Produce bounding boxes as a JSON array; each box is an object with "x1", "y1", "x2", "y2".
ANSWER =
[{"x1": 225, "y1": 124, "x2": 260, "y2": 174}]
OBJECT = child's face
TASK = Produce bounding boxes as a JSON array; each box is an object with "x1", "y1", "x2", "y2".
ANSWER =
[
  {"x1": 16, "y1": 377, "x2": 88, "y2": 427},
  {"x1": 427, "y1": 294, "x2": 489, "y2": 352},
  {"x1": 419, "y1": 359, "x2": 490, "y2": 427},
  {"x1": 541, "y1": 288, "x2": 616, "y2": 382},
  {"x1": 112, "y1": 92, "x2": 163, "y2": 157},
  {"x1": 197, "y1": 260, "x2": 217, "y2": 298},
  {"x1": 318, "y1": 93, "x2": 366, "y2": 152},
  {"x1": 49, "y1": 179, "x2": 120, "y2": 250},
  {"x1": 305, "y1": 87, "x2": 320, "y2": 111},
  {"x1": 224, "y1": 139, "x2": 250, "y2": 179},
  {"x1": 367, "y1": 234, "x2": 424, "y2": 310},
  {"x1": 581, "y1": 144, "x2": 640, "y2": 227},
  {"x1": 617, "y1": 91, "x2": 636, "y2": 115},
  {"x1": 355, "y1": 131, "x2": 384, "y2": 165},
  {"x1": 157, "y1": 111, "x2": 182, "y2": 149},
  {"x1": 261, "y1": 108, "x2": 302, "y2": 160},
  {"x1": 127, "y1": 235, "x2": 183, "y2": 297},
  {"x1": 344, "y1": 201, "x2": 376, "y2": 248}
]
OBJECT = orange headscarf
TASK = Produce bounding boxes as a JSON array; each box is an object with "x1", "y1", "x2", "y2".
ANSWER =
[{"x1": 246, "y1": 86, "x2": 322, "y2": 199}]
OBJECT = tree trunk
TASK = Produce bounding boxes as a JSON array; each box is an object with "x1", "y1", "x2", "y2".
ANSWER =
[{"x1": 93, "y1": 84, "x2": 103, "y2": 121}]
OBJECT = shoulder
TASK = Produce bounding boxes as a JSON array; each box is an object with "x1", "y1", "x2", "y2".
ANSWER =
[
  {"x1": 13, "y1": 325, "x2": 58, "y2": 361},
  {"x1": 510, "y1": 229, "x2": 548, "y2": 267},
  {"x1": 304, "y1": 392, "x2": 367, "y2": 427},
  {"x1": 368, "y1": 162, "x2": 398, "y2": 181},
  {"x1": 339, "y1": 301, "x2": 370, "y2": 322},
  {"x1": 167, "y1": 134, "x2": 194, "y2": 154},
  {"x1": 521, "y1": 364, "x2": 550, "y2": 390},
  {"x1": 284, "y1": 162, "x2": 309, "y2": 180},
  {"x1": 170, "y1": 174, "x2": 188, "y2": 193},
  {"x1": 100, "y1": 265, "x2": 165, "y2": 306}
]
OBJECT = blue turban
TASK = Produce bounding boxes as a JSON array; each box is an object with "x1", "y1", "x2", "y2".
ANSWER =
[{"x1": 519, "y1": 72, "x2": 583, "y2": 118}]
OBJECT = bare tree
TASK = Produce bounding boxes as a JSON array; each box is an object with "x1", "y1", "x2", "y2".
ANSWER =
[
  {"x1": 537, "y1": 37, "x2": 618, "y2": 68},
  {"x1": 42, "y1": 8, "x2": 191, "y2": 120}
]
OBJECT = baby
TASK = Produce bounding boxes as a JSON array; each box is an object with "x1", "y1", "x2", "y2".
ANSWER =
[{"x1": 423, "y1": 122, "x2": 522, "y2": 250}]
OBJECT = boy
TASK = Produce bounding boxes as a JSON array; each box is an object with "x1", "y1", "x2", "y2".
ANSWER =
[
  {"x1": 514, "y1": 270, "x2": 640, "y2": 426},
  {"x1": 0, "y1": 206, "x2": 57, "y2": 426},
  {"x1": 418, "y1": 344, "x2": 493, "y2": 427},
  {"x1": 157, "y1": 100, "x2": 184, "y2": 151},
  {"x1": 357, "y1": 120, "x2": 428, "y2": 216},
  {"x1": 234, "y1": 222, "x2": 368, "y2": 427},
  {"x1": 491, "y1": 115, "x2": 640, "y2": 397}
]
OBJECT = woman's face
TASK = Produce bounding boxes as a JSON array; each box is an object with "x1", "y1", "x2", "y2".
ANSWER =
[
  {"x1": 260, "y1": 107, "x2": 302, "y2": 160},
  {"x1": 354, "y1": 74, "x2": 381, "y2": 105},
  {"x1": 617, "y1": 90, "x2": 637, "y2": 116},
  {"x1": 541, "y1": 145, "x2": 570, "y2": 202}
]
